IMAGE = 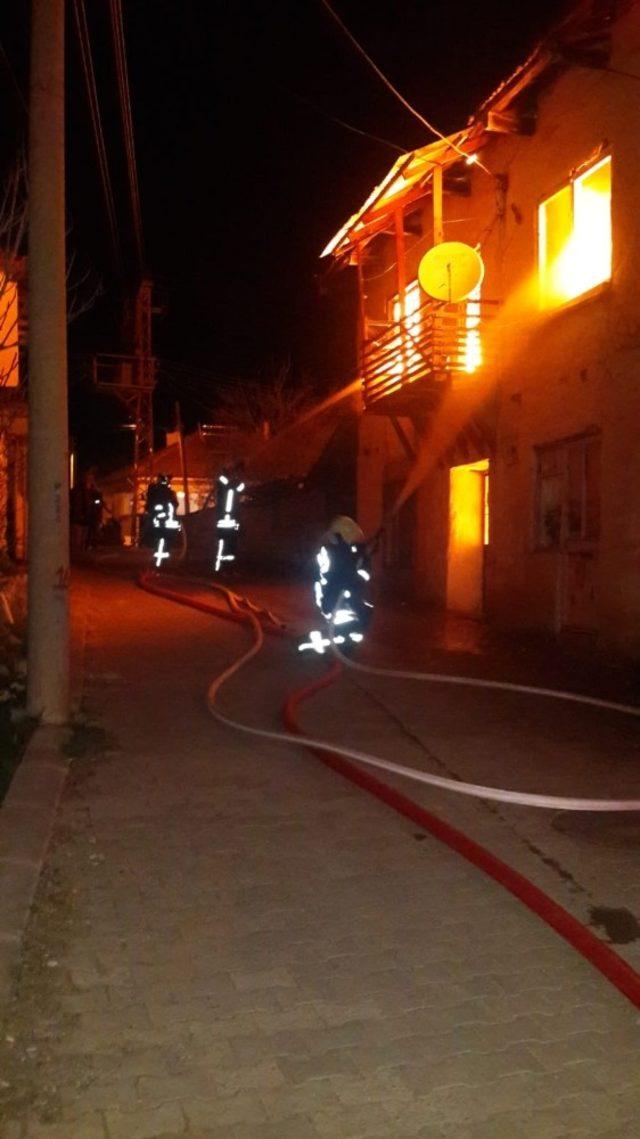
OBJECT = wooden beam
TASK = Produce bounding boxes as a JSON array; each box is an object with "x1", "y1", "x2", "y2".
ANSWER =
[
  {"x1": 390, "y1": 416, "x2": 416, "y2": 462},
  {"x1": 432, "y1": 165, "x2": 444, "y2": 245},
  {"x1": 355, "y1": 242, "x2": 367, "y2": 378},
  {"x1": 484, "y1": 108, "x2": 535, "y2": 135},
  {"x1": 394, "y1": 207, "x2": 406, "y2": 302}
]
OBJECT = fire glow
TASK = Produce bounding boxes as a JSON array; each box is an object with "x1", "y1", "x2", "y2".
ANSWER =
[{"x1": 539, "y1": 155, "x2": 612, "y2": 307}]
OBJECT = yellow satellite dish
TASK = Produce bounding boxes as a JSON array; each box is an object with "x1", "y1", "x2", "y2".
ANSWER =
[{"x1": 418, "y1": 242, "x2": 484, "y2": 303}]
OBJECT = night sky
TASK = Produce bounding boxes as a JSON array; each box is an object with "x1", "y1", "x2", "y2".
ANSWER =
[{"x1": 1, "y1": 0, "x2": 562, "y2": 468}]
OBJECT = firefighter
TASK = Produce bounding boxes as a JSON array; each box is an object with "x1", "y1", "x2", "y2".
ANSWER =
[
  {"x1": 143, "y1": 474, "x2": 181, "y2": 567},
  {"x1": 85, "y1": 469, "x2": 105, "y2": 550},
  {"x1": 299, "y1": 515, "x2": 373, "y2": 654},
  {"x1": 213, "y1": 466, "x2": 245, "y2": 574}
]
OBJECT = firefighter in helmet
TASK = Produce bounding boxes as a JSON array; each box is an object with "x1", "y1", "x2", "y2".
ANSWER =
[
  {"x1": 213, "y1": 465, "x2": 246, "y2": 574},
  {"x1": 299, "y1": 515, "x2": 373, "y2": 654},
  {"x1": 143, "y1": 474, "x2": 181, "y2": 567}
]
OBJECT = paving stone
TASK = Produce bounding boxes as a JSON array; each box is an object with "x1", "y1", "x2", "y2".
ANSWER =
[
  {"x1": 230, "y1": 1030, "x2": 312, "y2": 1067},
  {"x1": 260, "y1": 1078, "x2": 341, "y2": 1121},
  {"x1": 230, "y1": 968, "x2": 296, "y2": 992},
  {"x1": 104, "y1": 1101, "x2": 186, "y2": 1139},
  {"x1": 184, "y1": 1092, "x2": 268, "y2": 1129},
  {"x1": 231, "y1": 1115, "x2": 320, "y2": 1138},
  {"x1": 185, "y1": 1128, "x2": 239, "y2": 1139},
  {"x1": 312, "y1": 1102, "x2": 393, "y2": 1137},
  {"x1": 3, "y1": 572, "x2": 639, "y2": 1139},
  {"x1": 278, "y1": 1049, "x2": 359, "y2": 1085},
  {"x1": 22, "y1": 1114, "x2": 106, "y2": 1138}
]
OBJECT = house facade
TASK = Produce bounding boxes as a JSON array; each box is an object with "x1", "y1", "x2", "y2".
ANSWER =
[
  {"x1": 99, "y1": 388, "x2": 360, "y2": 570},
  {"x1": 323, "y1": 0, "x2": 640, "y2": 659},
  {"x1": 99, "y1": 424, "x2": 241, "y2": 543}
]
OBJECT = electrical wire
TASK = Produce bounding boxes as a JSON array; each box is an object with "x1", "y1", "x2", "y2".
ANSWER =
[
  {"x1": 0, "y1": 36, "x2": 27, "y2": 114},
  {"x1": 362, "y1": 205, "x2": 500, "y2": 285},
  {"x1": 157, "y1": 358, "x2": 261, "y2": 388},
  {"x1": 109, "y1": 0, "x2": 144, "y2": 272},
  {"x1": 318, "y1": 0, "x2": 490, "y2": 174},
  {"x1": 155, "y1": 372, "x2": 218, "y2": 418},
  {"x1": 72, "y1": 0, "x2": 124, "y2": 278},
  {"x1": 275, "y1": 81, "x2": 406, "y2": 153},
  {"x1": 156, "y1": 366, "x2": 240, "y2": 400},
  {"x1": 588, "y1": 63, "x2": 640, "y2": 83}
]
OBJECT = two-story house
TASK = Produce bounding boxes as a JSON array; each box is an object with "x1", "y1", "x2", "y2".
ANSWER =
[{"x1": 322, "y1": 0, "x2": 640, "y2": 658}]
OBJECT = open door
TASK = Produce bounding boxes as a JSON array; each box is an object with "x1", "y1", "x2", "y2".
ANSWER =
[{"x1": 446, "y1": 459, "x2": 489, "y2": 617}]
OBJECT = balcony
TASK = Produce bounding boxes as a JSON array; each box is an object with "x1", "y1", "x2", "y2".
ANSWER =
[{"x1": 362, "y1": 295, "x2": 497, "y2": 413}]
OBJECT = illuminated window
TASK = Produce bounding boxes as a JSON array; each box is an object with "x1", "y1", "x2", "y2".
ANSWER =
[
  {"x1": 538, "y1": 156, "x2": 612, "y2": 307},
  {"x1": 463, "y1": 281, "x2": 482, "y2": 373},
  {"x1": 0, "y1": 275, "x2": 19, "y2": 387},
  {"x1": 389, "y1": 279, "x2": 422, "y2": 378},
  {"x1": 392, "y1": 279, "x2": 421, "y2": 328}
]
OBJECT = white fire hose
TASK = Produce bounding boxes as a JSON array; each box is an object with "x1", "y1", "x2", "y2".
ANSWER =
[{"x1": 204, "y1": 583, "x2": 640, "y2": 813}]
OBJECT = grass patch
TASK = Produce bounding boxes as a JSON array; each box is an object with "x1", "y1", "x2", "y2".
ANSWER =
[
  {"x1": 0, "y1": 702, "x2": 36, "y2": 803},
  {"x1": 0, "y1": 641, "x2": 34, "y2": 804}
]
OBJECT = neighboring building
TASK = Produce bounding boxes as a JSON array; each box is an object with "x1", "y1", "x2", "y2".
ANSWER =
[
  {"x1": 236, "y1": 385, "x2": 360, "y2": 571},
  {"x1": 0, "y1": 256, "x2": 28, "y2": 561},
  {"x1": 100, "y1": 386, "x2": 361, "y2": 568},
  {"x1": 322, "y1": 0, "x2": 640, "y2": 658},
  {"x1": 100, "y1": 424, "x2": 240, "y2": 541}
]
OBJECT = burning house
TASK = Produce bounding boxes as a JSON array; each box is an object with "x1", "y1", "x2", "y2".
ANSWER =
[{"x1": 322, "y1": 0, "x2": 640, "y2": 658}]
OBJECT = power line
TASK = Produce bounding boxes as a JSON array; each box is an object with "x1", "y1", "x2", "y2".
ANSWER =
[
  {"x1": 72, "y1": 0, "x2": 124, "y2": 277},
  {"x1": 588, "y1": 63, "x2": 640, "y2": 82},
  {"x1": 158, "y1": 358, "x2": 262, "y2": 388},
  {"x1": 318, "y1": 0, "x2": 490, "y2": 173},
  {"x1": 110, "y1": 0, "x2": 144, "y2": 272},
  {"x1": 275, "y1": 82, "x2": 406, "y2": 152},
  {"x1": 0, "y1": 36, "x2": 27, "y2": 114}
]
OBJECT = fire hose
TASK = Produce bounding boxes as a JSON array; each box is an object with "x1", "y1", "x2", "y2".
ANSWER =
[
  {"x1": 141, "y1": 571, "x2": 640, "y2": 812},
  {"x1": 138, "y1": 571, "x2": 640, "y2": 1007},
  {"x1": 334, "y1": 641, "x2": 640, "y2": 718}
]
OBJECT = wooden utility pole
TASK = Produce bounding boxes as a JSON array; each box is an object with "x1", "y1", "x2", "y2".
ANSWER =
[
  {"x1": 92, "y1": 281, "x2": 157, "y2": 545},
  {"x1": 174, "y1": 401, "x2": 190, "y2": 515},
  {"x1": 27, "y1": 0, "x2": 69, "y2": 723}
]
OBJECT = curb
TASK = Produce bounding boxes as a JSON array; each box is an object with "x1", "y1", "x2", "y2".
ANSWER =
[
  {"x1": 0, "y1": 726, "x2": 69, "y2": 1012},
  {"x1": 0, "y1": 569, "x2": 92, "y2": 1014}
]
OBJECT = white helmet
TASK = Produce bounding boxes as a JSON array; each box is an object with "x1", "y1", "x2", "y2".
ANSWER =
[{"x1": 327, "y1": 515, "x2": 365, "y2": 545}]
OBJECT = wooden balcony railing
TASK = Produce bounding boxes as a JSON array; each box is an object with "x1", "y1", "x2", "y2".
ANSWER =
[{"x1": 362, "y1": 296, "x2": 497, "y2": 410}]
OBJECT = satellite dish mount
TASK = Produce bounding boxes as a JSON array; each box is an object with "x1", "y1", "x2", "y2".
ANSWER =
[{"x1": 418, "y1": 242, "x2": 484, "y2": 304}]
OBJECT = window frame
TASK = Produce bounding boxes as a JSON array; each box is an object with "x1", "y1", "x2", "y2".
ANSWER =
[
  {"x1": 533, "y1": 431, "x2": 601, "y2": 553},
  {"x1": 537, "y1": 153, "x2": 612, "y2": 311}
]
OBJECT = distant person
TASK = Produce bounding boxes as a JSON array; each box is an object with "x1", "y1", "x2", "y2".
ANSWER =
[
  {"x1": 70, "y1": 469, "x2": 97, "y2": 555},
  {"x1": 299, "y1": 515, "x2": 373, "y2": 654},
  {"x1": 143, "y1": 474, "x2": 181, "y2": 567},
  {"x1": 85, "y1": 469, "x2": 104, "y2": 550},
  {"x1": 101, "y1": 517, "x2": 123, "y2": 547}
]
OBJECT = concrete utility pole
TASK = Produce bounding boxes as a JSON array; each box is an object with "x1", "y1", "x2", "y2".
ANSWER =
[{"x1": 27, "y1": 0, "x2": 70, "y2": 723}]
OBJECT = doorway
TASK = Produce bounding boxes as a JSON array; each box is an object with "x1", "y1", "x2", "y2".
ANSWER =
[
  {"x1": 382, "y1": 476, "x2": 416, "y2": 599},
  {"x1": 446, "y1": 459, "x2": 489, "y2": 616}
]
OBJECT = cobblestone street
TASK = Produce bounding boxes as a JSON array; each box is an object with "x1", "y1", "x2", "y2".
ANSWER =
[{"x1": 1, "y1": 568, "x2": 639, "y2": 1138}]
